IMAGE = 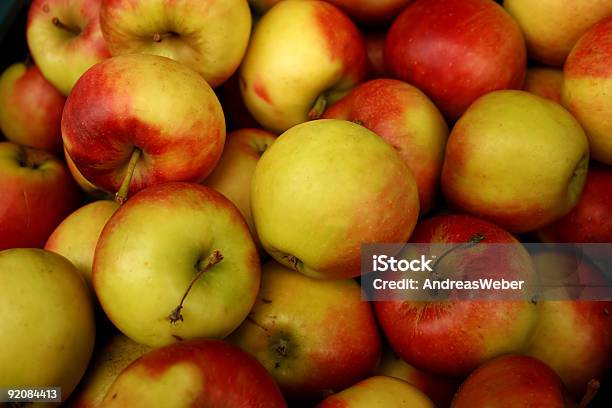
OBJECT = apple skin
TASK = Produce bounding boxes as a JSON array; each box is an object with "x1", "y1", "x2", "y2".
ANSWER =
[
  {"x1": 229, "y1": 261, "x2": 381, "y2": 397},
  {"x1": 205, "y1": 129, "x2": 276, "y2": 248},
  {"x1": 26, "y1": 0, "x2": 111, "y2": 96},
  {"x1": 385, "y1": 0, "x2": 526, "y2": 121},
  {"x1": 442, "y1": 90, "x2": 589, "y2": 234},
  {"x1": 322, "y1": 79, "x2": 448, "y2": 214},
  {"x1": 374, "y1": 214, "x2": 539, "y2": 377},
  {"x1": 316, "y1": 376, "x2": 434, "y2": 408},
  {"x1": 218, "y1": 73, "x2": 262, "y2": 131},
  {"x1": 504, "y1": 0, "x2": 612, "y2": 66},
  {"x1": 240, "y1": 1, "x2": 367, "y2": 133},
  {"x1": 100, "y1": 0, "x2": 251, "y2": 88},
  {"x1": 363, "y1": 31, "x2": 390, "y2": 79},
  {"x1": 45, "y1": 200, "x2": 120, "y2": 290},
  {"x1": 67, "y1": 334, "x2": 151, "y2": 408},
  {"x1": 64, "y1": 148, "x2": 113, "y2": 199},
  {"x1": 523, "y1": 67, "x2": 563, "y2": 103},
  {"x1": 0, "y1": 248, "x2": 95, "y2": 406},
  {"x1": 0, "y1": 142, "x2": 81, "y2": 250},
  {"x1": 93, "y1": 182, "x2": 260, "y2": 347},
  {"x1": 251, "y1": 119, "x2": 419, "y2": 279},
  {"x1": 451, "y1": 355, "x2": 573, "y2": 408},
  {"x1": 62, "y1": 54, "x2": 225, "y2": 198},
  {"x1": 0, "y1": 63, "x2": 65, "y2": 154},
  {"x1": 99, "y1": 339, "x2": 287, "y2": 408},
  {"x1": 562, "y1": 16, "x2": 612, "y2": 165}
]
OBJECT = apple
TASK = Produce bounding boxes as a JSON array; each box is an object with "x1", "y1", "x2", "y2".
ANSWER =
[
  {"x1": 240, "y1": 0, "x2": 367, "y2": 133},
  {"x1": 562, "y1": 16, "x2": 612, "y2": 165},
  {"x1": 374, "y1": 214, "x2": 539, "y2": 377},
  {"x1": 205, "y1": 128, "x2": 276, "y2": 247},
  {"x1": 26, "y1": 0, "x2": 111, "y2": 96},
  {"x1": 442, "y1": 90, "x2": 589, "y2": 233},
  {"x1": 0, "y1": 142, "x2": 81, "y2": 250},
  {"x1": 504, "y1": 0, "x2": 612, "y2": 66},
  {"x1": 64, "y1": 147, "x2": 112, "y2": 200},
  {"x1": 93, "y1": 182, "x2": 260, "y2": 347},
  {"x1": 523, "y1": 67, "x2": 563, "y2": 103},
  {"x1": 99, "y1": 339, "x2": 287, "y2": 408},
  {"x1": 375, "y1": 348, "x2": 460, "y2": 408},
  {"x1": 45, "y1": 200, "x2": 120, "y2": 290},
  {"x1": 316, "y1": 376, "x2": 435, "y2": 408},
  {"x1": 62, "y1": 54, "x2": 225, "y2": 203},
  {"x1": 322, "y1": 78, "x2": 448, "y2": 214},
  {"x1": 229, "y1": 261, "x2": 381, "y2": 397},
  {"x1": 363, "y1": 30, "x2": 390, "y2": 79},
  {"x1": 385, "y1": 0, "x2": 526, "y2": 121},
  {"x1": 99, "y1": 0, "x2": 251, "y2": 88},
  {"x1": 218, "y1": 73, "x2": 262, "y2": 131},
  {"x1": 0, "y1": 248, "x2": 95, "y2": 404},
  {"x1": 0, "y1": 63, "x2": 65, "y2": 154},
  {"x1": 67, "y1": 334, "x2": 151, "y2": 408},
  {"x1": 251, "y1": 119, "x2": 419, "y2": 279}
]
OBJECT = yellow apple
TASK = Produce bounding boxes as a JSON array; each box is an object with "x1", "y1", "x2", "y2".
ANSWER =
[{"x1": 523, "y1": 67, "x2": 563, "y2": 103}]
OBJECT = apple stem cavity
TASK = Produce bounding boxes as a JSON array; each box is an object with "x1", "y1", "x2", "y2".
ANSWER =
[
  {"x1": 168, "y1": 250, "x2": 224, "y2": 324},
  {"x1": 432, "y1": 233, "x2": 486, "y2": 272},
  {"x1": 307, "y1": 94, "x2": 327, "y2": 120},
  {"x1": 579, "y1": 379, "x2": 600, "y2": 408},
  {"x1": 115, "y1": 148, "x2": 142, "y2": 205},
  {"x1": 51, "y1": 17, "x2": 81, "y2": 36},
  {"x1": 152, "y1": 31, "x2": 178, "y2": 43}
]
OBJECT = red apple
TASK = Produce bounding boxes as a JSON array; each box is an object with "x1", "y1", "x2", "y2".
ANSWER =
[
  {"x1": 323, "y1": 79, "x2": 448, "y2": 213},
  {"x1": 385, "y1": 0, "x2": 526, "y2": 121},
  {"x1": 327, "y1": 0, "x2": 416, "y2": 25},
  {"x1": 523, "y1": 67, "x2": 563, "y2": 103},
  {"x1": 0, "y1": 142, "x2": 81, "y2": 250},
  {"x1": 363, "y1": 30, "x2": 390, "y2": 79},
  {"x1": 0, "y1": 63, "x2": 65, "y2": 154}
]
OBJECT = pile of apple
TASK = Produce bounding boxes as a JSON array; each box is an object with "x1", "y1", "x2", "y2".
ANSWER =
[{"x1": 1, "y1": 0, "x2": 612, "y2": 407}]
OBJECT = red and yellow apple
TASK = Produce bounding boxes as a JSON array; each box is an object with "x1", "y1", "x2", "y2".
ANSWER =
[
  {"x1": 523, "y1": 67, "x2": 563, "y2": 103},
  {"x1": 64, "y1": 148, "x2": 112, "y2": 199}
]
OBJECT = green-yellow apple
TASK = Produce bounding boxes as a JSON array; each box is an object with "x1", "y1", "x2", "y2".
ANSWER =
[
  {"x1": 323, "y1": 79, "x2": 448, "y2": 214},
  {"x1": 0, "y1": 248, "x2": 95, "y2": 405},
  {"x1": 562, "y1": 16, "x2": 612, "y2": 165},
  {"x1": 99, "y1": 0, "x2": 251, "y2": 88},
  {"x1": 0, "y1": 142, "x2": 81, "y2": 250},
  {"x1": 229, "y1": 261, "x2": 381, "y2": 397},
  {"x1": 45, "y1": 200, "x2": 120, "y2": 289},
  {"x1": 93, "y1": 182, "x2": 260, "y2": 347},
  {"x1": 205, "y1": 128, "x2": 276, "y2": 247},
  {"x1": 99, "y1": 339, "x2": 287, "y2": 408},
  {"x1": 442, "y1": 90, "x2": 589, "y2": 233},
  {"x1": 316, "y1": 376, "x2": 435, "y2": 408},
  {"x1": 240, "y1": 1, "x2": 367, "y2": 133},
  {"x1": 67, "y1": 334, "x2": 151, "y2": 408},
  {"x1": 523, "y1": 67, "x2": 563, "y2": 103},
  {"x1": 64, "y1": 147, "x2": 112, "y2": 200},
  {"x1": 0, "y1": 63, "x2": 65, "y2": 154},
  {"x1": 62, "y1": 54, "x2": 225, "y2": 202},
  {"x1": 26, "y1": 0, "x2": 111, "y2": 95},
  {"x1": 251, "y1": 119, "x2": 420, "y2": 279},
  {"x1": 504, "y1": 0, "x2": 612, "y2": 66}
]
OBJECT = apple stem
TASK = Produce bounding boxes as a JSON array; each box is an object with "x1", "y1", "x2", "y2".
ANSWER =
[
  {"x1": 579, "y1": 379, "x2": 600, "y2": 408},
  {"x1": 153, "y1": 32, "x2": 162, "y2": 42},
  {"x1": 432, "y1": 233, "x2": 485, "y2": 272},
  {"x1": 51, "y1": 17, "x2": 80, "y2": 35},
  {"x1": 115, "y1": 148, "x2": 141, "y2": 205},
  {"x1": 168, "y1": 250, "x2": 224, "y2": 324},
  {"x1": 307, "y1": 94, "x2": 327, "y2": 120}
]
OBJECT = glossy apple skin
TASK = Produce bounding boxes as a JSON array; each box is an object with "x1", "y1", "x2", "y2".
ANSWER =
[
  {"x1": 323, "y1": 79, "x2": 448, "y2": 214},
  {"x1": 0, "y1": 249, "x2": 95, "y2": 405},
  {"x1": 100, "y1": 339, "x2": 287, "y2": 408},
  {"x1": 562, "y1": 16, "x2": 612, "y2": 165},
  {"x1": 504, "y1": 0, "x2": 612, "y2": 66},
  {"x1": 451, "y1": 355, "x2": 571, "y2": 408},
  {"x1": 230, "y1": 261, "x2": 381, "y2": 397},
  {"x1": 0, "y1": 63, "x2": 65, "y2": 154},
  {"x1": 94, "y1": 183, "x2": 260, "y2": 347},
  {"x1": 326, "y1": 0, "x2": 415, "y2": 25},
  {"x1": 100, "y1": 0, "x2": 251, "y2": 88},
  {"x1": 0, "y1": 142, "x2": 81, "y2": 250},
  {"x1": 240, "y1": 1, "x2": 366, "y2": 133},
  {"x1": 375, "y1": 215, "x2": 538, "y2": 377},
  {"x1": 442, "y1": 90, "x2": 589, "y2": 234},
  {"x1": 45, "y1": 200, "x2": 120, "y2": 289},
  {"x1": 251, "y1": 119, "x2": 419, "y2": 279},
  {"x1": 26, "y1": 0, "x2": 111, "y2": 95},
  {"x1": 385, "y1": 0, "x2": 526, "y2": 121},
  {"x1": 316, "y1": 376, "x2": 434, "y2": 408},
  {"x1": 523, "y1": 67, "x2": 563, "y2": 103},
  {"x1": 62, "y1": 54, "x2": 225, "y2": 197},
  {"x1": 64, "y1": 148, "x2": 112, "y2": 199}
]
